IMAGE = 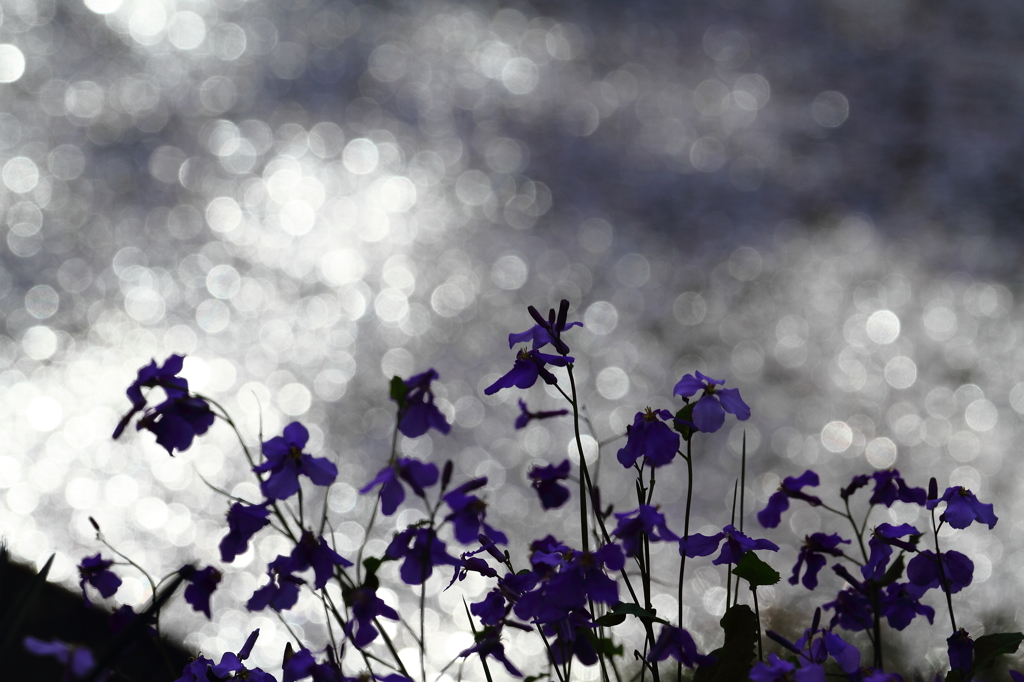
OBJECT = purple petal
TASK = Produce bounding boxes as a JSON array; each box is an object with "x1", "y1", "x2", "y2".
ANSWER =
[
  {"x1": 672, "y1": 374, "x2": 704, "y2": 398},
  {"x1": 716, "y1": 387, "x2": 750, "y2": 420},
  {"x1": 691, "y1": 395, "x2": 725, "y2": 433}
]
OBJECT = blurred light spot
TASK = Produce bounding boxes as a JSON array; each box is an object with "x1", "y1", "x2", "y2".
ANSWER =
[
  {"x1": 562, "y1": 100, "x2": 599, "y2": 137},
  {"x1": 884, "y1": 356, "x2": 916, "y2": 389},
  {"x1": 455, "y1": 396, "x2": 485, "y2": 428},
  {"x1": 278, "y1": 383, "x2": 312, "y2": 416},
  {"x1": 280, "y1": 200, "x2": 316, "y2": 235},
  {"x1": 0, "y1": 456, "x2": 22, "y2": 488},
  {"x1": 200, "y1": 76, "x2": 236, "y2": 115},
  {"x1": 48, "y1": 144, "x2": 86, "y2": 180},
  {"x1": 206, "y1": 196, "x2": 242, "y2": 233},
  {"x1": 431, "y1": 279, "x2": 473, "y2": 317},
  {"x1": 865, "y1": 437, "x2": 897, "y2": 469},
  {"x1": 369, "y1": 44, "x2": 407, "y2": 82},
  {"x1": 65, "y1": 476, "x2": 98, "y2": 510},
  {"x1": 25, "y1": 285, "x2": 58, "y2": 319},
  {"x1": 196, "y1": 299, "x2": 230, "y2": 333},
  {"x1": 673, "y1": 292, "x2": 706, "y2": 325},
  {"x1": 206, "y1": 264, "x2": 240, "y2": 299},
  {"x1": 615, "y1": 253, "x2": 650, "y2": 288},
  {"x1": 821, "y1": 421, "x2": 853, "y2": 453},
  {"x1": 585, "y1": 301, "x2": 618, "y2": 335},
  {"x1": 490, "y1": 255, "x2": 528, "y2": 290},
  {"x1": 7, "y1": 484, "x2": 38, "y2": 514},
  {"x1": 567, "y1": 434, "x2": 598, "y2": 465},
  {"x1": 690, "y1": 136, "x2": 726, "y2": 172},
  {"x1": 732, "y1": 341, "x2": 764, "y2": 378},
  {"x1": 129, "y1": 2, "x2": 168, "y2": 44},
  {"x1": 209, "y1": 23, "x2": 247, "y2": 61},
  {"x1": 694, "y1": 80, "x2": 729, "y2": 116},
  {"x1": 1009, "y1": 383, "x2": 1024, "y2": 414},
  {"x1": 125, "y1": 288, "x2": 165, "y2": 324},
  {"x1": 579, "y1": 218, "x2": 613, "y2": 253},
  {"x1": 343, "y1": 138, "x2": 378, "y2": 174},
  {"x1": 308, "y1": 122, "x2": 346, "y2": 158},
  {"x1": 83, "y1": 0, "x2": 122, "y2": 14},
  {"x1": 22, "y1": 326, "x2": 57, "y2": 360},
  {"x1": 703, "y1": 586, "x2": 727, "y2": 616},
  {"x1": 168, "y1": 205, "x2": 203, "y2": 239},
  {"x1": 734, "y1": 74, "x2": 770, "y2": 109},
  {"x1": 0, "y1": 45, "x2": 26, "y2": 83},
  {"x1": 964, "y1": 399, "x2": 997, "y2": 431},
  {"x1": 375, "y1": 289, "x2": 409, "y2": 324},
  {"x1": 866, "y1": 310, "x2": 900, "y2": 344},
  {"x1": 3, "y1": 157, "x2": 38, "y2": 193},
  {"x1": 381, "y1": 347, "x2": 413, "y2": 378},
  {"x1": 728, "y1": 246, "x2": 762, "y2": 281},
  {"x1": 455, "y1": 170, "x2": 492, "y2": 206},
  {"x1": 948, "y1": 431, "x2": 979, "y2": 462},
  {"x1": 378, "y1": 176, "x2": 417, "y2": 212},
  {"x1": 812, "y1": 91, "x2": 849, "y2": 128},
  {"x1": 949, "y1": 466, "x2": 981, "y2": 492},
  {"x1": 596, "y1": 367, "x2": 629, "y2": 399},
  {"x1": 168, "y1": 11, "x2": 206, "y2": 50},
  {"x1": 486, "y1": 138, "x2": 525, "y2": 175},
  {"x1": 27, "y1": 396, "x2": 62, "y2": 432},
  {"x1": 135, "y1": 496, "x2": 168, "y2": 529}
]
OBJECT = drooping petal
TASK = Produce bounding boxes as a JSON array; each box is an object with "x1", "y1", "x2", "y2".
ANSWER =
[
  {"x1": 716, "y1": 387, "x2": 750, "y2": 420},
  {"x1": 691, "y1": 394, "x2": 725, "y2": 433}
]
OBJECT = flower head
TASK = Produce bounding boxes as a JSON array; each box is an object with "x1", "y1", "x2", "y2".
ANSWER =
[
  {"x1": 647, "y1": 625, "x2": 715, "y2": 668},
  {"x1": 458, "y1": 626, "x2": 523, "y2": 677},
  {"x1": 528, "y1": 459, "x2": 571, "y2": 509},
  {"x1": 385, "y1": 527, "x2": 461, "y2": 585},
  {"x1": 173, "y1": 656, "x2": 215, "y2": 682},
  {"x1": 679, "y1": 525, "x2": 779, "y2": 564},
  {"x1": 757, "y1": 470, "x2": 822, "y2": 528},
  {"x1": 613, "y1": 505, "x2": 679, "y2": 557},
  {"x1": 443, "y1": 478, "x2": 508, "y2": 545},
  {"x1": 907, "y1": 549, "x2": 974, "y2": 593},
  {"x1": 344, "y1": 586, "x2": 400, "y2": 647},
  {"x1": 78, "y1": 554, "x2": 121, "y2": 607},
  {"x1": 616, "y1": 408, "x2": 680, "y2": 468},
  {"x1": 484, "y1": 348, "x2": 572, "y2": 395},
  {"x1": 790, "y1": 533, "x2": 850, "y2": 589},
  {"x1": 392, "y1": 369, "x2": 450, "y2": 438},
  {"x1": 113, "y1": 354, "x2": 188, "y2": 439},
  {"x1": 672, "y1": 371, "x2": 750, "y2": 433},
  {"x1": 254, "y1": 422, "x2": 338, "y2": 500},
  {"x1": 286, "y1": 531, "x2": 353, "y2": 589},
  {"x1": 749, "y1": 653, "x2": 823, "y2": 682},
  {"x1": 927, "y1": 486, "x2": 997, "y2": 529},
  {"x1": 180, "y1": 565, "x2": 221, "y2": 619},
  {"x1": 947, "y1": 628, "x2": 973, "y2": 674},
  {"x1": 219, "y1": 501, "x2": 271, "y2": 563},
  {"x1": 212, "y1": 629, "x2": 277, "y2": 682},
  {"x1": 509, "y1": 299, "x2": 582, "y2": 356},
  {"x1": 360, "y1": 458, "x2": 439, "y2": 515},
  {"x1": 247, "y1": 556, "x2": 305, "y2": 612}
]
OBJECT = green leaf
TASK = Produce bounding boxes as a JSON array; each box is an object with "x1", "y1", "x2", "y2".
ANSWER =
[
  {"x1": 608, "y1": 602, "x2": 668, "y2": 625},
  {"x1": 693, "y1": 604, "x2": 758, "y2": 682},
  {"x1": 731, "y1": 552, "x2": 780, "y2": 588},
  {"x1": 879, "y1": 554, "x2": 906, "y2": 587},
  {"x1": 593, "y1": 613, "x2": 627, "y2": 627},
  {"x1": 389, "y1": 375, "x2": 408, "y2": 407},
  {"x1": 970, "y1": 632, "x2": 1024, "y2": 674},
  {"x1": 589, "y1": 635, "x2": 624, "y2": 658},
  {"x1": 674, "y1": 404, "x2": 696, "y2": 439}
]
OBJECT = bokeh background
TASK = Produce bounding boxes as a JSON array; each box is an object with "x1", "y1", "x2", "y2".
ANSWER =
[{"x1": 2, "y1": 0, "x2": 1024, "y2": 677}]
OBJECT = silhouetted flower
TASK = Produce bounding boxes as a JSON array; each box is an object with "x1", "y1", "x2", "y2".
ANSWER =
[
  {"x1": 484, "y1": 348, "x2": 573, "y2": 395},
  {"x1": 863, "y1": 523, "x2": 921, "y2": 580},
  {"x1": 758, "y1": 470, "x2": 822, "y2": 528},
  {"x1": 443, "y1": 478, "x2": 507, "y2": 544},
  {"x1": 181, "y1": 565, "x2": 221, "y2": 619},
  {"x1": 907, "y1": 549, "x2": 974, "y2": 593},
  {"x1": 393, "y1": 369, "x2": 450, "y2": 438},
  {"x1": 254, "y1": 422, "x2": 337, "y2": 500},
  {"x1": 247, "y1": 556, "x2": 305, "y2": 612},
  {"x1": 136, "y1": 386, "x2": 215, "y2": 456},
  {"x1": 679, "y1": 524, "x2": 779, "y2": 564},
  {"x1": 790, "y1": 533, "x2": 850, "y2": 589},
  {"x1": 613, "y1": 505, "x2": 679, "y2": 557},
  {"x1": 360, "y1": 458, "x2": 439, "y2": 515},
  {"x1": 647, "y1": 625, "x2": 716, "y2": 667},
  {"x1": 947, "y1": 628, "x2": 973, "y2": 674},
  {"x1": 867, "y1": 470, "x2": 926, "y2": 507},
  {"x1": 927, "y1": 486, "x2": 997, "y2": 529},
  {"x1": 285, "y1": 531, "x2": 352, "y2": 589},
  {"x1": 458, "y1": 625, "x2": 523, "y2": 677},
  {"x1": 343, "y1": 586, "x2": 400, "y2": 647},
  {"x1": 672, "y1": 371, "x2": 750, "y2": 433},
  {"x1": 528, "y1": 459, "x2": 571, "y2": 509},
  {"x1": 219, "y1": 501, "x2": 271, "y2": 563},
  {"x1": 78, "y1": 554, "x2": 121, "y2": 607},
  {"x1": 616, "y1": 408, "x2": 680, "y2": 468},
  {"x1": 510, "y1": 299, "x2": 582, "y2": 356},
  {"x1": 386, "y1": 527, "x2": 461, "y2": 585},
  {"x1": 749, "y1": 653, "x2": 823, "y2": 682},
  {"x1": 212, "y1": 629, "x2": 276, "y2": 682},
  {"x1": 113, "y1": 354, "x2": 188, "y2": 439},
  {"x1": 173, "y1": 655, "x2": 215, "y2": 682}
]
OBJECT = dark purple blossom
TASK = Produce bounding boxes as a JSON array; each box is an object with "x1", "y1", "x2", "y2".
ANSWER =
[
  {"x1": 927, "y1": 486, "x2": 998, "y2": 529},
  {"x1": 515, "y1": 542, "x2": 622, "y2": 624},
  {"x1": 515, "y1": 399, "x2": 569, "y2": 430},
  {"x1": 613, "y1": 505, "x2": 679, "y2": 557},
  {"x1": 528, "y1": 459, "x2": 571, "y2": 509},
  {"x1": 484, "y1": 348, "x2": 573, "y2": 395},
  {"x1": 393, "y1": 369, "x2": 450, "y2": 438},
  {"x1": 907, "y1": 549, "x2": 974, "y2": 593},
  {"x1": 113, "y1": 354, "x2": 188, "y2": 439},
  {"x1": 173, "y1": 656, "x2": 215, "y2": 682},
  {"x1": 180, "y1": 565, "x2": 221, "y2": 619},
  {"x1": 758, "y1": 470, "x2": 822, "y2": 528},
  {"x1": 822, "y1": 631, "x2": 860, "y2": 674},
  {"x1": 254, "y1": 422, "x2": 338, "y2": 500},
  {"x1": 868, "y1": 470, "x2": 927, "y2": 507},
  {"x1": 790, "y1": 533, "x2": 850, "y2": 590},
  {"x1": 509, "y1": 299, "x2": 581, "y2": 356},
  {"x1": 672, "y1": 371, "x2": 750, "y2": 433},
  {"x1": 862, "y1": 523, "x2": 921, "y2": 581},
  {"x1": 286, "y1": 531, "x2": 353, "y2": 589},
  {"x1": 679, "y1": 524, "x2": 779, "y2": 565},
  {"x1": 343, "y1": 586, "x2": 400, "y2": 647},
  {"x1": 749, "y1": 653, "x2": 823, "y2": 682},
  {"x1": 23, "y1": 637, "x2": 108, "y2": 681},
  {"x1": 458, "y1": 626, "x2": 523, "y2": 677},
  {"x1": 647, "y1": 625, "x2": 716, "y2": 667},
  {"x1": 78, "y1": 554, "x2": 121, "y2": 607},
  {"x1": 247, "y1": 556, "x2": 305, "y2": 612},
  {"x1": 219, "y1": 501, "x2": 271, "y2": 563},
  {"x1": 881, "y1": 582, "x2": 934, "y2": 630},
  {"x1": 386, "y1": 527, "x2": 461, "y2": 585},
  {"x1": 947, "y1": 628, "x2": 973, "y2": 673},
  {"x1": 360, "y1": 458, "x2": 439, "y2": 515},
  {"x1": 443, "y1": 478, "x2": 508, "y2": 545},
  {"x1": 212, "y1": 629, "x2": 276, "y2": 682},
  {"x1": 135, "y1": 386, "x2": 215, "y2": 456},
  {"x1": 823, "y1": 586, "x2": 874, "y2": 632},
  {"x1": 616, "y1": 408, "x2": 680, "y2": 468}
]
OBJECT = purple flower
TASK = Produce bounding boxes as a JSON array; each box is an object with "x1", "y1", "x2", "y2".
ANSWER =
[
  {"x1": 947, "y1": 628, "x2": 973, "y2": 673},
  {"x1": 509, "y1": 299, "x2": 582, "y2": 356},
  {"x1": 927, "y1": 486, "x2": 998, "y2": 529},
  {"x1": 113, "y1": 354, "x2": 188, "y2": 439},
  {"x1": 907, "y1": 549, "x2": 974, "y2": 593},
  {"x1": 24, "y1": 637, "x2": 108, "y2": 681},
  {"x1": 343, "y1": 586, "x2": 400, "y2": 647},
  {"x1": 647, "y1": 625, "x2": 715, "y2": 667},
  {"x1": 173, "y1": 656, "x2": 215, "y2": 682},
  {"x1": 515, "y1": 399, "x2": 569, "y2": 430},
  {"x1": 749, "y1": 653, "x2": 824, "y2": 682},
  {"x1": 286, "y1": 531, "x2": 353, "y2": 589},
  {"x1": 863, "y1": 523, "x2": 921, "y2": 580},
  {"x1": 613, "y1": 505, "x2": 679, "y2": 557},
  {"x1": 247, "y1": 556, "x2": 305, "y2": 612},
  {"x1": 823, "y1": 586, "x2": 874, "y2": 632},
  {"x1": 790, "y1": 533, "x2": 850, "y2": 589},
  {"x1": 253, "y1": 422, "x2": 338, "y2": 501},
  {"x1": 219, "y1": 501, "x2": 271, "y2": 563},
  {"x1": 868, "y1": 470, "x2": 926, "y2": 507},
  {"x1": 679, "y1": 524, "x2": 779, "y2": 564},
  {"x1": 393, "y1": 369, "x2": 450, "y2": 438},
  {"x1": 135, "y1": 386, "x2": 216, "y2": 456},
  {"x1": 443, "y1": 478, "x2": 508, "y2": 545},
  {"x1": 484, "y1": 348, "x2": 573, "y2": 395},
  {"x1": 385, "y1": 527, "x2": 462, "y2": 585},
  {"x1": 528, "y1": 459, "x2": 571, "y2": 509},
  {"x1": 180, "y1": 565, "x2": 221, "y2": 619},
  {"x1": 616, "y1": 408, "x2": 680, "y2": 468},
  {"x1": 672, "y1": 371, "x2": 750, "y2": 433},
  {"x1": 878, "y1": 582, "x2": 934, "y2": 630},
  {"x1": 360, "y1": 458, "x2": 439, "y2": 515},
  {"x1": 515, "y1": 543, "x2": 622, "y2": 624},
  {"x1": 757, "y1": 470, "x2": 822, "y2": 528},
  {"x1": 78, "y1": 554, "x2": 121, "y2": 607},
  {"x1": 458, "y1": 626, "x2": 523, "y2": 677},
  {"x1": 212, "y1": 629, "x2": 277, "y2": 682}
]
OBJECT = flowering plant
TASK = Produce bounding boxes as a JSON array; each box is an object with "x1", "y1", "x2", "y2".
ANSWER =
[{"x1": 21, "y1": 299, "x2": 1024, "y2": 682}]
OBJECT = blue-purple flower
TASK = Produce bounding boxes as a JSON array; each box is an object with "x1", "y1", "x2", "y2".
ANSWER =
[
  {"x1": 180, "y1": 565, "x2": 221, "y2": 619},
  {"x1": 443, "y1": 478, "x2": 508, "y2": 545},
  {"x1": 385, "y1": 527, "x2": 462, "y2": 585},
  {"x1": 392, "y1": 369, "x2": 450, "y2": 438},
  {"x1": 286, "y1": 531, "x2": 353, "y2": 589},
  {"x1": 749, "y1": 652, "x2": 823, "y2": 682},
  {"x1": 458, "y1": 625, "x2": 523, "y2": 677},
  {"x1": 136, "y1": 386, "x2": 216, "y2": 456},
  {"x1": 528, "y1": 459, "x2": 571, "y2": 509},
  {"x1": 219, "y1": 501, "x2": 271, "y2": 563},
  {"x1": 758, "y1": 470, "x2": 822, "y2": 528},
  {"x1": 360, "y1": 458, "x2": 439, "y2": 515},
  {"x1": 212, "y1": 629, "x2": 276, "y2": 682},
  {"x1": 484, "y1": 348, "x2": 573, "y2": 395},
  {"x1": 515, "y1": 399, "x2": 569, "y2": 429},
  {"x1": 647, "y1": 625, "x2": 716, "y2": 668},
  {"x1": 790, "y1": 533, "x2": 850, "y2": 589},
  {"x1": 927, "y1": 486, "x2": 998, "y2": 529},
  {"x1": 253, "y1": 422, "x2": 338, "y2": 501},
  {"x1": 247, "y1": 556, "x2": 305, "y2": 612},
  {"x1": 672, "y1": 371, "x2": 750, "y2": 433},
  {"x1": 680, "y1": 524, "x2": 779, "y2": 564},
  {"x1": 862, "y1": 523, "x2": 921, "y2": 581},
  {"x1": 173, "y1": 655, "x2": 215, "y2": 682},
  {"x1": 514, "y1": 542, "x2": 623, "y2": 624},
  {"x1": 509, "y1": 299, "x2": 582, "y2": 356},
  {"x1": 613, "y1": 505, "x2": 679, "y2": 557},
  {"x1": 907, "y1": 549, "x2": 974, "y2": 593},
  {"x1": 113, "y1": 354, "x2": 188, "y2": 439},
  {"x1": 78, "y1": 554, "x2": 121, "y2": 607},
  {"x1": 344, "y1": 586, "x2": 400, "y2": 647},
  {"x1": 947, "y1": 628, "x2": 973, "y2": 673},
  {"x1": 616, "y1": 408, "x2": 680, "y2": 468}
]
